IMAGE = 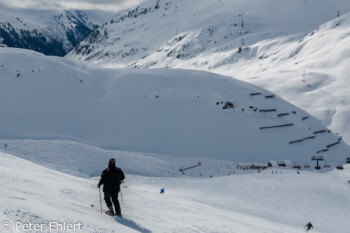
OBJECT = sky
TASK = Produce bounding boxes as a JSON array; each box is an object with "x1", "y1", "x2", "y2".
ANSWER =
[{"x1": 0, "y1": 0, "x2": 144, "y2": 12}]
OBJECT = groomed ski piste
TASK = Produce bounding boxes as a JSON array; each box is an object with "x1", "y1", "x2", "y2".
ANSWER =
[
  {"x1": 1, "y1": 47, "x2": 350, "y2": 232},
  {"x1": 1, "y1": 147, "x2": 350, "y2": 233}
]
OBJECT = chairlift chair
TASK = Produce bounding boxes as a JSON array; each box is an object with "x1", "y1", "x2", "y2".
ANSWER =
[
  {"x1": 323, "y1": 160, "x2": 331, "y2": 168},
  {"x1": 293, "y1": 162, "x2": 301, "y2": 169},
  {"x1": 336, "y1": 164, "x2": 344, "y2": 170},
  {"x1": 346, "y1": 157, "x2": 350, "y2": 164}
]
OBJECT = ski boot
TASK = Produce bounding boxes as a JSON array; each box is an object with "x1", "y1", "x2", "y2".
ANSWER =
[{"x1": 105, "y1": 206, "x2": 114, "y2": 216}]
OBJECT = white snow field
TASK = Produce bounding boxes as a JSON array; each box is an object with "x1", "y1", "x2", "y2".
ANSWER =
[
  {"x1": 69, "y1": 0, "x2": 350, "y2": 66},
  {"x1": 1, "y1": 149, "x2": 350, "y2": 233},
  {"x1": 1, "y1": 1, "x2": 350, "y2": 232},
  {"x1": 1, "y1": 45, "x2": 350, "y2": 232},
  {"x1": 1, "y1": 47, "x2": 350, "y2": 164},
  {"x1": 67, "y1": 0, "x2": 350, "y2": 146}
]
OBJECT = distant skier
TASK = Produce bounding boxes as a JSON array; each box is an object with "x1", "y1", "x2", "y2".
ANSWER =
[
  {"x1": 305, "y1": 222, "x2": 313, "y2": 232},
  {"x1": 98, "y1": 158, "x2": 125, "y2": 216}
]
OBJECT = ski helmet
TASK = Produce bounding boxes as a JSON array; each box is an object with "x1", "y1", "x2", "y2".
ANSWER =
[{"x1": 109, "y1": 158, "x2": 116, "y2": 166}]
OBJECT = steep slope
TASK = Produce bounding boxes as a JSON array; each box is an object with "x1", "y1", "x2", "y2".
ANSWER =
[
  {"x1": 134, "y1": 13, "x2": 350, "y2": 147},
  {"x1": 0, "y1": 8, "x2": 98, "y2": 56},
  {"x1": 1, "y1": 47, "x2": 349, "y2": 164},
  {"x1": 68, "y1": 0, "x2": 349, "y2": 65},
  {"x1": 208, "y1": 14, "x2": 350, "y2": 148},
  {"x1": 67, "y1": 0, "x2": 350, "y2": 145}
]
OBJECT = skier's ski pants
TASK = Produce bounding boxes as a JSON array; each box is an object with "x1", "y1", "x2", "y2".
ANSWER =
[{"x1": 104, "y1": 192, "x2": 121, "y2": 215}]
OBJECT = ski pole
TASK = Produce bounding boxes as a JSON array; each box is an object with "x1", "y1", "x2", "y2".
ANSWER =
[
  {"x1": 120, "y1": 188, "x2": 124, "y2": 204},
  {"x1": 120, "y1": 181, "x2": 124, "y2": 204},
  {"x1": 99, "y1": 187, "x2": 102, "y2": 214}
]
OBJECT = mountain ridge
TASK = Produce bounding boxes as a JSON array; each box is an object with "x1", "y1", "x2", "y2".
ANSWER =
[{"x1": 0, "y1": 8, "x2": 98, "y2": 56}]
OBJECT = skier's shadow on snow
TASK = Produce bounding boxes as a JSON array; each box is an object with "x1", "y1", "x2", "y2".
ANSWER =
[{"x1": 114, "y1": 216, "x2": 152, "y2": 233}]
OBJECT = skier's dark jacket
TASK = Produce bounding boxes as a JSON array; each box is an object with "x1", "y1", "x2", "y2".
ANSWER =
[
  {"x1": 98, "y1": 165, "x2": 125, "y2": 193},
  {"x1": 305, "y1": 222, "x2": 313, "y2": 229}
]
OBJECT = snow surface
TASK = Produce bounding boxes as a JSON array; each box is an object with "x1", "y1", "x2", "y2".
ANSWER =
[
  {"x1": 2, "y1": 46, "x2": 350, "y2": 232},
  {"x1": 1, "y1": 47, "x2": 349, "y2": 165},
  {"x1": 1, "y1": 149, "x2": 350, "y2": 233},
  {"x1": 69, "y1": 0, "x2": 350, "y2": 65},
  {"x1": 67, "y1": 0, "x2": 350, "y2": 146},
  {"x1": 2, "y1": 2, "x2": 350, "y2": 229}
]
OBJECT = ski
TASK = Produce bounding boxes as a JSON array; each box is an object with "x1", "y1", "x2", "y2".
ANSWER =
[{"x1": 90, "y1": 204, "x2": 103, "y2": 213}]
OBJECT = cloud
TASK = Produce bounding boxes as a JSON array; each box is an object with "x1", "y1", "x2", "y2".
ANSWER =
[{"x1": 0, "y1": 0, "x2": 144, "y2": 11}]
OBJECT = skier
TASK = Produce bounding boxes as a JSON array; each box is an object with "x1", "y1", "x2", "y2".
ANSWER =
[
  {"x1": 305, "y1": 222, "x2": 313, "y2": 232},
  {"x1": 97, "y1": 158, "x2": 125, "y2": 216}
]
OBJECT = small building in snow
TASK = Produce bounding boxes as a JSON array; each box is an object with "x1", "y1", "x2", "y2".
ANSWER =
[
  {"x1": 240, "y1": 163, "x2": 268, "y2": 170},
  {"x1": 268, "y1": 160, "x2": 279, "y2": 167}
]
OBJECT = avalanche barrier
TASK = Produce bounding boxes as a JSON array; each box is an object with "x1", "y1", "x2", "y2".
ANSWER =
[{"x1": 260, "y1": 123, "x2": 294, "y2": 130}]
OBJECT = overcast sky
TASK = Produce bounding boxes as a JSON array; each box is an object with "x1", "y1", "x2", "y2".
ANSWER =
[{"x1": 0, "y1": 0, "x2": 144, "y2": 11}]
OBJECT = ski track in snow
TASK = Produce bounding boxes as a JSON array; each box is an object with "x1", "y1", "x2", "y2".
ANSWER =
[{"x1": 1, "y1": 150, "x2": 350, "y2": 233}]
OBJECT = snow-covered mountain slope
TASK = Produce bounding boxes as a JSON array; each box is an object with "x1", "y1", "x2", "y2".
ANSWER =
[
  {"x1": 1, "y1": 151, "x2": 350, "y2": 233},
  {"x1": 68, "y1": 0, "x2": 349, "y2": 65},
  {"x1": 1, "y1": 47, "x2": 349, "y2": 164},
  {"x1": 67, "y1": 0, "x2": 350, "y2": 146},
  {"x1": 0, "y1": 8, "x2": 98, "y2": 56},
  {"x1": 132, "y1": 12, "x2": 350, "y2": 146},
  {"x1": 208, "y1": 14, "x2": 350, "y2": 149}
]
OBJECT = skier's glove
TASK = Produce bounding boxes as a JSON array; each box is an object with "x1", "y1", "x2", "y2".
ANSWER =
[{"x1": 97, "y1": 184, "x2": 101, "y2": 188}]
